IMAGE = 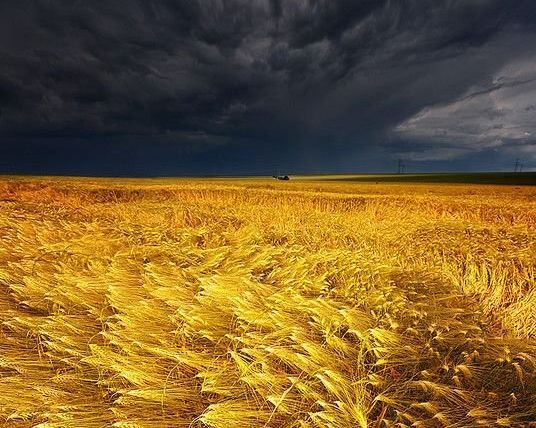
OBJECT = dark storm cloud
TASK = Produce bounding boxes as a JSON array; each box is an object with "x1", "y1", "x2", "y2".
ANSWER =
[{"x1": 1, "y1": 0, "x2": 536, "y2": 174}]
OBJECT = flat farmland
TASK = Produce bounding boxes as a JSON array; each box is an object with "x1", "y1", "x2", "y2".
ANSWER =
[{"x1": 0, "y1": 177, "x2": 535, "y2": 427}]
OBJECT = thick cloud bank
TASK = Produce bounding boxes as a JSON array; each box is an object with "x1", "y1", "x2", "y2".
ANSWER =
[
  {"x1": 1, "y1": 0, "x2": 535, "y2": 174},
  {"x1": 394, "y1": 57, "x2": 536, "y2": 162}
]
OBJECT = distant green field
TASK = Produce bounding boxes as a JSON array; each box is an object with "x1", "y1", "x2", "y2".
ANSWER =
[
  {"x1": 1, "y1": 172, "x2": 535, "y2": 185},
  {"x1": 294, "y1": 172, "x2": 536, "y2": 185}
]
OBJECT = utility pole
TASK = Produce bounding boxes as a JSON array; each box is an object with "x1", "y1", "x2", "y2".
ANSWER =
[{"x1": 397, "y1": 159, "x2": 404, "y2": 174}]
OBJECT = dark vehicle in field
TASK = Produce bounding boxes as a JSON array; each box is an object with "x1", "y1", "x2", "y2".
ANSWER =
[{"x1": 273, "y1": 175, "x2": 290, "y2": 180}]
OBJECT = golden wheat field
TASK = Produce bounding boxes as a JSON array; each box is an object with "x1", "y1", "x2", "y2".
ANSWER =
[{"x1": 0, "y1": 177, "x2": 535, "y2": 428}]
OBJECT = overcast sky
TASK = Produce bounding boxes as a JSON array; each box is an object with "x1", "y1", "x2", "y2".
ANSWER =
[{"x1": 1, "y1": 0, "x2": 536, "y2": 175}]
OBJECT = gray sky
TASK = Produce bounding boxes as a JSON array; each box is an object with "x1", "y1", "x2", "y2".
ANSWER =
[{"x1": 1, "y1": 0, "x2": 536, "y2": 175}]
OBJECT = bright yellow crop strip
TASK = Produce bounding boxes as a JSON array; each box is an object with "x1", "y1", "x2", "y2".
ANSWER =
[{"x1": 0, "y1": 177, "x2": 534, "y2": 427}]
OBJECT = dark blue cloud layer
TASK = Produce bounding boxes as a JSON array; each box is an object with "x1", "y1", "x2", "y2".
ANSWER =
[{"x1": 1, "y1": 0, "x2": 535, "y2": 174}]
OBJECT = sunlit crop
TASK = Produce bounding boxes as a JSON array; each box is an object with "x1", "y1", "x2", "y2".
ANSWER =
[{"x1": 0, "y1": 177, "x2": 535, "y2": 427}]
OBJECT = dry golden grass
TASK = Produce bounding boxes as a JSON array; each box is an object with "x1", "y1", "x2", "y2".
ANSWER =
[{"x1": 0, "y1": 177, "x2": 535, "y2": 427}]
